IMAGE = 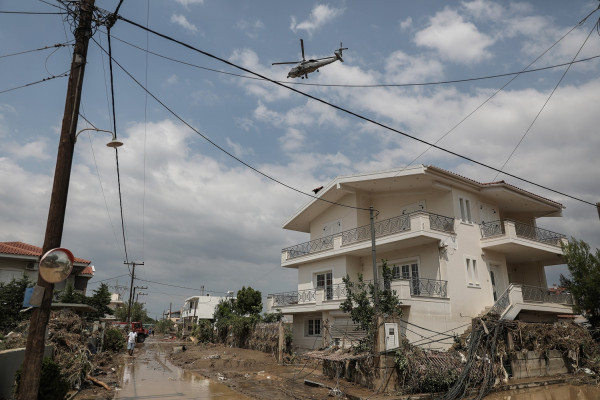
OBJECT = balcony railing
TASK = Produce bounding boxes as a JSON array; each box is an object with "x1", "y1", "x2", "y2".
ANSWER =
[
  {"x1": 487, "y1": 284, "x2": 573, "y2": 318},
  {"x1": 480, "y1": 220, "x2": 565, "y2": 247},
  {"x1": 271, "y1": 288, "x2": 317, "y2": 307},
  {"x1": 342, "y1": 214, "x2": 411, "y2": 245},
  {"x1": 270, "y1": 275, "x2": 448, "y2": 307},
  {"x1": 283, "y1": 211, "x2": 455, "y2": 260},
  {"x1": 522, "y1": 285, "x2": 574, "y2": 305}
]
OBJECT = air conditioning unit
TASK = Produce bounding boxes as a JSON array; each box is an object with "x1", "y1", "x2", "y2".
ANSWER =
[{"x1": 26, "y1": 262, "x2": 37, "y2": 270}]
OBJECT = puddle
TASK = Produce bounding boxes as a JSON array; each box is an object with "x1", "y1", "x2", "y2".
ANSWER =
[
  {"x1": 484, "y1": 384, "x2": 600, "y2": 399},
  {"x1": 115, "y1": 343, "x2": 248, "y2": 399}
]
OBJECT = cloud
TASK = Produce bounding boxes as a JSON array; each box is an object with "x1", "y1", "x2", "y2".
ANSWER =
[
  {"x1": 166, "y1": 74, "x2": 178, "y2": 85},
  {"x1": 175, "y1": 0, "x2": 204, "y2": 6},
  {"x1": 236, "y1": 19, "x2": 265, "y2": 38},
  {"x1": 290, "y1": 4, "x2": 344, "y2": 36},
  {"x1": 226, "y1": 137, "x2": 254, "y2": 157},
  {"x1": 4, "y1": 139, "x2": 51, "y2": 160},
  {"x1": 279, "y1": 128, "x2": 305, "y2": 152},
  {"x1": 399, "y1": 17, "x2": 412, "y2": 31},
  {"x1": 170, "y1": 14, "x2": 198, "y2": 33},
  {"x1": 414, "y1": 7, "x2": 494, "y2": 64}
]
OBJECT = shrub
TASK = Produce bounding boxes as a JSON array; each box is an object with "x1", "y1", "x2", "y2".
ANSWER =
[
  {"x1": 15, "y1": 357, "x2": 70, "y2": 399},
  {"x1": 190, "y1": 320, "x2": 213, "y2": 343},
  {"x1": 104, "y1": 328, "x2": 125, "y2": 352}
]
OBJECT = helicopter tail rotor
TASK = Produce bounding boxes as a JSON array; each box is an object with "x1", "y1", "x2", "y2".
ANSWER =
[{"x1": 335, "y1": 42, "x2": 348, "y2": 62}]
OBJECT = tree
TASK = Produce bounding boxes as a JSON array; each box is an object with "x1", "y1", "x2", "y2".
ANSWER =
[
  {"x1": 58, "y1": 282, "x2": 86, "y2": 304},
  {"x1": 84, "y1": 283, "x2": 113, "y2": 321},
  {"x1": 560, "y1": 238, "x2": 600, "y2": 327},
  {"x1": 235, "y1": 286, "x2": 262, "y2": 316},
  {"x1": 0, "y1": 275, "x2": 33, "y2": 333},
  {"x1": 340, "y1": 260, "x2": 403, "y2": 351},
  {"x1": 115, "y1": 302, "x2": 150, "y2": 323}
]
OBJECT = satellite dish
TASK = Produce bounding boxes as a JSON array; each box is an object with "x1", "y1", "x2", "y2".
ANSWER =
[{"x1": 39, "y1": 248, "x2": 74, "y2": 283}]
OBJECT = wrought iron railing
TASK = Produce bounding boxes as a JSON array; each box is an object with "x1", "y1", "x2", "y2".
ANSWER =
[
  {"x1": 428, "y1": 213, "x2": 455, "y2": 233},
  {"x1": 271, "y1": 289, "x2": 316, "y2": 307},
  {"x1": 328, "y1": 283, "x2": 347, "y2": 300},
  {"x1": 513, "y1": 221, "x2": 566, "y2": 247},
  {"x1": 283, "y1": 211, "x2": 456, "y2": 260},
  {"x1": 480, "y1": 220, "x2": 565, "y2": 247},
  {"x1": 389, "y1": 273, "x2": 447, "y2": 298},
  {"x1": 341, "y1": 214, "x2": 411, "y2": 246},
  {"x1": 283, "y1": 234, "x2": 335, "y2": 260},
  {"x1": 522, "y1": 285, "x2": 574, "y2": 305},
  {"x1": 488, "y1": 285, "x2": 512, "y2": 317},
  {"x1": 480, "y1": 220, "x2": 505, "y2": 238}
]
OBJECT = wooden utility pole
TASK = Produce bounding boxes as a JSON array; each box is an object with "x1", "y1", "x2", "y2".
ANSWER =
[
  {"x1": 17, "y1": 1, "x2": 96, "y2": 398},
  {"x1": 125, "y1": 261, "x2": 144, "y2": 322}
]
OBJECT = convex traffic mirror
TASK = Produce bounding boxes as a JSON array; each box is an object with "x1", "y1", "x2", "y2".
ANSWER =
[{"x1": 39, "y1": 248, "x2": 74, "y2": 283}]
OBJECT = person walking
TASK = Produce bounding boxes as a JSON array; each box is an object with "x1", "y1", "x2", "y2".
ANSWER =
[{"x1": 127, "y1": 328, "x2": 137, "y2": 356}]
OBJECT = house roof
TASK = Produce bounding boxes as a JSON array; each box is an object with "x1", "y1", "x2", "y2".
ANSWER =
[
  {"x1": 0, "y1": 241, "x2": 91, "y2": 264},
  {"x1": 283, "y1": 165, "x2": 564, "y2": 233}
]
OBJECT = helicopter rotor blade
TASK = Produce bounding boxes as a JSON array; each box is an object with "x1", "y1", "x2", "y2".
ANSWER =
[
  {"x1": 272, "y1": 61, "x2": 301, "y2": 65},
  {"x1": 300, "y1": 38, "x2": 305, "y2": 61}
]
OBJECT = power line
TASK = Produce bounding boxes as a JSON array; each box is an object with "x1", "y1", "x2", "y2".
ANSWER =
[
  {"x1": 494, "y1": 17, "x2": 600, "y2": 180},
  {"x1": 108, "y1": 33, "x2": 600, "y2": 89},
  {"x1": 0, "y1": 10, "x2": 66, "y2": 15},
  {"x1": 87, "y1": 273, "x2": 130, "y2": 285},
  {"x1": 0, "y1": 42, "x2": 71, "y2": 60},
  {"x1": 135, "y1": 277, "x2": 230, "y2": 294},
  {"x1": 116, "y1": 16, "x2": 598, "y2": 208},
  {"x1": 0, "y1": 72, "x2": 69, "y2": 95},
  {"x1": 92, "y1": 36, "x2": 372, "y2": 213}
]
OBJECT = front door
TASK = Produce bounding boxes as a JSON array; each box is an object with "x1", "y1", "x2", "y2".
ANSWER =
[{"x1": 489, "y1": 264, "x2": 504, "y2": 301}]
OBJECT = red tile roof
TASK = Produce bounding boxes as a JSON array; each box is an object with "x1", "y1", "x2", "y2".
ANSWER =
[
  {"x1": 79, "y1": 266, "x2": 94, "y2": 276},
  {"x1": 0, "y1": 241, "x2": 91, "y2": 264}
]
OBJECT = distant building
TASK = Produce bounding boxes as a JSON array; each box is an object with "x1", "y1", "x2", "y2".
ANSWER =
[
  {"x1": 0, "y1": 241, "x2": 94, "y2": 295},
  {"x1": 180, "y1": 294, "x2": 232, "y2": 331}
]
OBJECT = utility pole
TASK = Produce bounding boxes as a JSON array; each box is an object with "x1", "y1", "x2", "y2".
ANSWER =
[
  {"x1": 17, "y1": 1, "x2": 96, "y2": 398},
  {"x1": 370, "y1": 207, "x2": 379, "y2": 311},
  {"x1": 125, "y1": 261, "x2": 144, "y2": 322},
  {"x1": 136, "y1": 291, "x2": 147, "y2": 303}
]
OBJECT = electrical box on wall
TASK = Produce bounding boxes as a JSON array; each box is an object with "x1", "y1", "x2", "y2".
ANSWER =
[{"x1": 384, "y1": 322, "x2": 399, "y2": 350}]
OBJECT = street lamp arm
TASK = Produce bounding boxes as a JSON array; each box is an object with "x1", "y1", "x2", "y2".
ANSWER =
[{"x1": 75, "y1": 127, "x2": 123, "y2": 148}]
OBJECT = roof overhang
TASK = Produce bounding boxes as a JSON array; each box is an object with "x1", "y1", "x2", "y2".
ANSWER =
[{"x1": 283, "y1": 165, "x2": 563, "y2": 233}]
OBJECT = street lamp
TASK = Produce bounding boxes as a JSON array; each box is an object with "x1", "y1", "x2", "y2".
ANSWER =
[{"x1": 75, "y1": 127, "x2": 123, "y2": 148}]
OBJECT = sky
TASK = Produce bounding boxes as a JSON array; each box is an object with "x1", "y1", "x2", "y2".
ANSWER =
[{"x1": 1, "y1": 0, "x2": 599, "y2": 319}]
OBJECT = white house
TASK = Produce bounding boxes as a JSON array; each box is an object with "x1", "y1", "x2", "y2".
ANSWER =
[
  {"x1": 180, "y1": 294, "x2": 232, "y2": 330},
  {"x1": 0, "y1": 241, "x2": 94, "y2": 295},
  {"x1": 267, "y1": 165, "x2": 573, "y2": 351}
]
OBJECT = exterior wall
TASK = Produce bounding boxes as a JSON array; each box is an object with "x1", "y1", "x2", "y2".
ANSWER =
[
  {"x1": 279, "y1": 168, "x2": 567, "y2": 351},
  {"x1": 0, "y1": 258, "x2": 37, "y2": 283},
  {"x1": 309, "y1": 193, "x2": 357, "y2": 241}
]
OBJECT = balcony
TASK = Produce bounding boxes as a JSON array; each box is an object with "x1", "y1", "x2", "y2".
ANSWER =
[
  {"x1": 488, "y1": 284, "x2": 574, "y2": 320},
  {"x1": 269, "y1": 277, "x2": 448, "y2": 309},
  {"x1": 480, "y1": 220, "x2": 566, "y2": 264},
  {"x1": 282, "y1": 212, "x2": 455, "y2": 265}
]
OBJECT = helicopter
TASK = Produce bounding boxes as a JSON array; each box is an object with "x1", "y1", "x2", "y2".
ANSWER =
[{"x1": 272, "y1": 39, "x2": 348, "y2": 79}]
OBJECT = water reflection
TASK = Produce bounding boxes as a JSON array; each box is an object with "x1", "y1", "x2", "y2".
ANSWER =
[
  {"x1": 115, "y1": 343, "x2": 248, "y2": 399},
  {"x1": 484, "y1": 384, "x2": 600, "y2": 400}
]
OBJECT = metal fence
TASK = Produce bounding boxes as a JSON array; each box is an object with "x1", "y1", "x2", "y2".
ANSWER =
[
  {"x1": 522, "y1": 285, "x2": 574, "y2": 305},
  {"x1": 341, "y1": 214, "x2": 410, "y2": 246},
  {"x1": 480, "y1": 220, "x2": 565, "y2": 247},
  {"x1": 283, "y1": 234, "x2": 335, "y2": 260},
  {"x1": 271, "y1": 289, "x2": 316, "y2": 307}
]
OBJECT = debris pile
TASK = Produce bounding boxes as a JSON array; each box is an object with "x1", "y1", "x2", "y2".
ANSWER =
[{"x1": 46, "y1": 309, "x2": 95, "y2": 389}]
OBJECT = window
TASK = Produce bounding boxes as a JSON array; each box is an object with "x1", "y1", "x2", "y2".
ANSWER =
[
  {"x1": 465, "y1": 257, "x2": 479, "y2": 287},
  {"x1": 459, "y1": 197, "x2": 472, "y2": 223},
  {"x1": 391, "y1": 261, "x2": 420, "y2": 295},
  {"x1": 316, "y1": 272, "x2": 333, "y2": 300},
  {"x1": 307, "y1": 319, "x2": 321, "y2": 336}
]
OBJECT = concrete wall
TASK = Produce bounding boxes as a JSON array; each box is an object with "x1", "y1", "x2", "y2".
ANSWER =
[
  {"x1": 0, "y1": 345, "x2": 54, "y2": 400},
  {"x1": 511, "y1": 350, "x2": 569, "y2": 379}
]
